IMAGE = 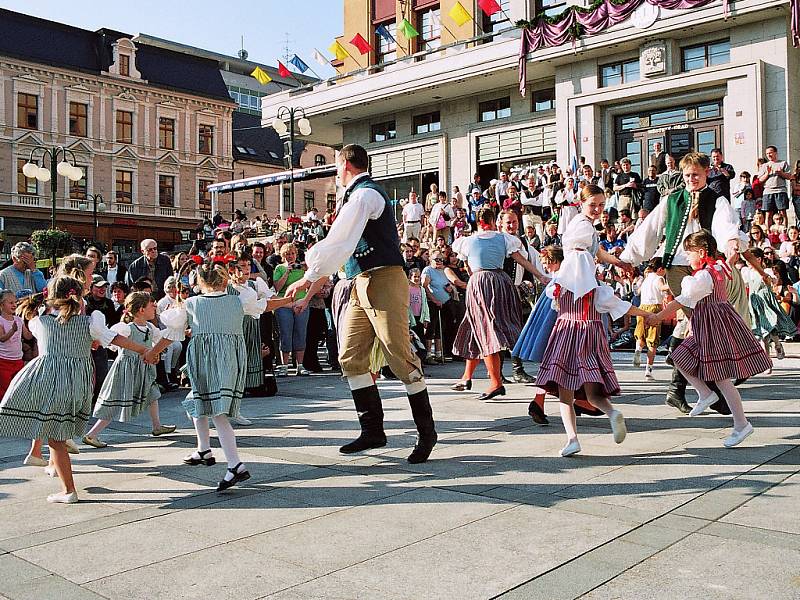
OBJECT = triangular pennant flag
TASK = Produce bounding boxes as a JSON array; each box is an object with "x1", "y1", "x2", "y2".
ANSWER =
[
  {"x1": 350, "y1": 33, "x2": 373, "y2": 55},
  {"x1": 289, "y1": 54, "x2": 310, "y2": 73},
  {"x1": 313, "y1": 48, "x2": 329, "y2": 66},
  {"x1": 478, "y1": 0, "x2": 502, "y2": 16},
  {"x1": 250, "y1": 66, "x2": 272, "y2": 85},
  {"x1": 277, "y1": 61, "x2": 291, "y2": 78},
  {"x1": 375, "y1": 24, "x2": 395, "y2": 42},
  {"x1": 448, "y1": 1, "x2": 472, "y2": 26},
  {"x1": 397, "y1": 18, "x2": 419, "y2": 39},
  {"x1": 328, "y1": 40, "x2": 349, "y2": 60}
]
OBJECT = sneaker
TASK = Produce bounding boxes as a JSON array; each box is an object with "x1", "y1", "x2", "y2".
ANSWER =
[
  {"x1": 632, "y1": 350, "x2": 642, "y2": 368},
  {"x1": 23, "y1": 455, "x2": 48, "y2": 467},
  {"x1": 275, "y1": 365, "x2": 288, "y2": 377},
  {"x1": 151, "y1": 425, "x2": 177, "y2": 437},
  {"x1": 297, "y1": 367, "x2": 311, "y2": 376},
  {"x1": 689, "y1": 393, "x2": 718, "y2": 417},
  {"x1": 723, "y1": 422, "x2": 754, "y2": 447},
  {"x1": 560, "y1": 439, "x2": 581, "y2": 457},
  {"x1": 64, "y1": 439, "x2": 80, "y2": 454},
  {"x1": 644, "y1": 365, "x2": 654, "y2": 380},
  {"x1": 230, "y1": 415, "x2": 252, "y2": 426},
  {"x1": 776, "y1": 343, "x2": 786, "y2": 360},
  {"x1": 609, "y1": 409, "x2": 627, "y2": 444},
  {"x1": 82, "y1": 435, "x2": 107, "y2": 449},
  {"x1": 47, "y1": 491, "x2": 78, "y2": 504}
]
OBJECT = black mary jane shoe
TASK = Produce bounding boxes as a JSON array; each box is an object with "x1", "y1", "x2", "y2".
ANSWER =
[
  {"x1": 477, "y1": 386, "x2": 506, "y2": 401},
  {"x1": 183, "y1": 449, "x2": 216, "y2": 466},
  {"x1": 216, "y1": 463, "x2": 251, "y2": 492},
  {"x1": 528, "y1": 400, "x2": 549, "y2": 425},
  {"x1": 451, "y1": 380, "x2": 472, "y2": 391}
]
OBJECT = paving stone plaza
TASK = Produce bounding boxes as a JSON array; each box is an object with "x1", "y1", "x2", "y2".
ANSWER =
[{"x1": 0, "y1": 352, "x2": 798, "y2": 600}]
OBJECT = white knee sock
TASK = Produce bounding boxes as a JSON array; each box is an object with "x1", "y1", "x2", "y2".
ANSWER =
[
  {"x1": 212, "y1": 415, "x2": 242, "y2": 470},
  {"x1": 87, "y1": 419, "x2": 110, "y2": 437},
  {"x1": 193, "y1": 417, "x2": 211, "y2": 454}
]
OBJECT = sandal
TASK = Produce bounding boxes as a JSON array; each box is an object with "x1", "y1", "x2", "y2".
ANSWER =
[
  {"x1": 183, "y1": 449, "x2": 216, "y2": 466},
  {"x1": 216, "y1": 462, "x2": 251, "y2": 492}
]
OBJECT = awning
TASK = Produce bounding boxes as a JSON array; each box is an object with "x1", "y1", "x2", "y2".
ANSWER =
[{"x1": 208, "y1": 164, "x2": 336, "y2": 194}]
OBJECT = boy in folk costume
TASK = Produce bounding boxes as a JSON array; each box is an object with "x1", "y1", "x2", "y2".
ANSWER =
[
  {"x1": 619, "y1": 152, "x2": 772, "y2": 414},
  {"x1": 286, "y1": 145, "x2": 437, "y2": 464}
]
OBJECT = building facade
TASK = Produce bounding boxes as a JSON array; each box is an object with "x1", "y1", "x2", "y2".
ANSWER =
[
  {"x1": 261, "y1": 0, "x2": 799, "y2": 202},
  {"x1": 0, "y1": 9, "x2": 243, "y2": 254},
  {"x1": 136, "y1": 34, "x2": 337, "y2": 219}
]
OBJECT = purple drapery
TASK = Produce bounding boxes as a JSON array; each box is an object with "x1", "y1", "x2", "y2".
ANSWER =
[{"x1": 518, "y1": 0, "x2": 741, "y2": 96}]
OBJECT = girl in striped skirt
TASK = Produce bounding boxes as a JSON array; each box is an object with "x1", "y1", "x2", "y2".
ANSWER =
[
  {"x1": 0, "y1": 276, "x2": 155, "y2": 504},
  {"x1": 648, "y1": 231, "x2": 771, "y2": 447},
  {"x1": 450, "y1": 207, "x2": 544, "y2": 401},
  {"x1": 535, "y1": 187, "x2": 653, "y2": 457},
  {"x1": 161, "y1": 261, "x2": 264, "y2": 491},
  {"x1": 82, "y1": 292, "x2": 177, "y2": 448}
]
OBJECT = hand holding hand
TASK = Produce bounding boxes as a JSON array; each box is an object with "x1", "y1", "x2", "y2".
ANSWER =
[
  {"x1": 645, "y1": 312, "x2": 662, "y2": 327},
  {"x1": 292, "y1": 300, "x2": 308, "y2": 315},
  {"x1": 285, "y1": 278, "x2": 310, "y2": 300},
  {"x1": 142, "y1": 349, "x2": 160, "y2": 365}
]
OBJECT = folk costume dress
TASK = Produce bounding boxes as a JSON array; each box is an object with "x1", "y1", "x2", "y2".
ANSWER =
[
  {"x1": 535, "y1": 215, "x2": 632, "y2": 399},
  {"x1": 741, "y1": 266, "x2": 796, "y2": 341},
  {"x1": 93, "y1": 321, "x2": 162, "y2": 422},
  {"x1": 513, "y1": 271, "x2": 557, "y2": 363},
  {"x1": 228, "y1": 280, "x2": 271, "y2": 389},
  {"x1": 0, "y1": 312, "x2": 116, "y2": 440},
  {"x1": 162, "y1": 289, "x2": 261, "y2": 418},
  {"x1": 451, "y1": 231, "x2": 523, "y2": 359},
  {"x1": 671, "y1": 261, "x2": 772, "y2": 381}
]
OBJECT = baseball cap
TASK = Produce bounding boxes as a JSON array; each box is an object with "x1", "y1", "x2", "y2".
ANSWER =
[{"x1": 91, "y1": 274, "x2": 109, "y2": 288}]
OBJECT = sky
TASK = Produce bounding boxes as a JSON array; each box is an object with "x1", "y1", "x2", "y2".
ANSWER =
[{"x1": 0, "y1": 0, "x2": 343, "y2": 77}]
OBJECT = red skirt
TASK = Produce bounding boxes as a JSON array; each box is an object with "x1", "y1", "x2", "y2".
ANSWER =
[{"x1": 0, "y1": 358, "x2": 25, "y2": 399}]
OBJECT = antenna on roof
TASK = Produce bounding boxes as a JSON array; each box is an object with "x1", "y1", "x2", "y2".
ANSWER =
[
  {"x1": 282, "y1": 32, "x2": 292, "y2": 64},
  {"x1": 238, "y1": 35, "x2": 248, "y2": 61}
]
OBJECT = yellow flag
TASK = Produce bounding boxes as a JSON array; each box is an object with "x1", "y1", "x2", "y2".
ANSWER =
[
  {"x1": 328, "y1": 40, "x2": 350, "y2": 60},
  {"x1": 449, "y1": 1, "x2": 472, "y2": 27},
  {"x1": 250, "y1": 66, "x2": 272, "y2": 85}
]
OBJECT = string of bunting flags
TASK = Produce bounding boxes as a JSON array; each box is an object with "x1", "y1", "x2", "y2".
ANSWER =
[{"x1": 248, "y1": 0, "x2": 800, "y2": 97}]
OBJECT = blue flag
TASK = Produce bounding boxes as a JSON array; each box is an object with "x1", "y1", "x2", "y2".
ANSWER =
[
  {"x1": 289, "y1": 54, "x2": 309, "y2": 73},
  {"x1": 375, "y1": 25, "x2": 396, "y2": 43}
]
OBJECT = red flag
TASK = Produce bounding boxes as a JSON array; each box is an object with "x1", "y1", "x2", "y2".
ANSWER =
[
  {"x1": 277, "y1": 61, "x2": 291, "y2": 78},
  {"x1": 478, "y1": 0, "x2": 501, "y2": 16},
  {"x1": 350, "y1": 33, "x2": 373, "y2": 55}
]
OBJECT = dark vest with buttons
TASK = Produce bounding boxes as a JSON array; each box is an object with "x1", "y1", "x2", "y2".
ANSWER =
[
  {"x1": 341, "y1": 175, "x2": 404, "y2": 280},
  {"x1": 662, "y1": 186, "x2": 717, "y2": 268}
]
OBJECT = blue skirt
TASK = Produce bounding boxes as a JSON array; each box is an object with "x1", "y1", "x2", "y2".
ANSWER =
[{"x1": 512, "y1": 293, "x2": 557, "y2": 363}]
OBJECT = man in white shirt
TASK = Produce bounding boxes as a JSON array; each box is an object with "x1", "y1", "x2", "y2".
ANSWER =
[
  {"x1": 286, "y1": 144, "x2": 437, "y2": 464},
  {"x1": 633, "y1": 258, "x2": 669, "y2": 379},
  {"x1": 402, "y1": 191, "x2": 424, "y2": 241}
]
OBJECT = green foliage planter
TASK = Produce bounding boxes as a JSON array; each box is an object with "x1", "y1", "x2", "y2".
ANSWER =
[{"x1": 31, "y1": 228, "x2": 74, "y2": 263}]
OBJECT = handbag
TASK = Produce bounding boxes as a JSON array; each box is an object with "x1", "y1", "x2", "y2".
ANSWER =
[{"x1": 436, "y1": 213, "x2": 447, "y2": 230}]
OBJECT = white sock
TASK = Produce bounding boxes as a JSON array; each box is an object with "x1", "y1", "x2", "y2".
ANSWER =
[
  {"x1": 192, "y1": 417, "x2": 211, "y2": 458},
  {"x1": 212, "y1": 415, "x2": 242, "y2": 471}
]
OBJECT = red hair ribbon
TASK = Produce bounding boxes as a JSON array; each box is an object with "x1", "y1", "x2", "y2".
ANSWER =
[{"x1": 42, "y1": 288, "x2": 49, "y2": 299}]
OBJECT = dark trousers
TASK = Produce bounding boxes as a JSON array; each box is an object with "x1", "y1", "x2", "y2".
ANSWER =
[{"x1": 91, "y1": 347, "x2": 109, "y2": 405}]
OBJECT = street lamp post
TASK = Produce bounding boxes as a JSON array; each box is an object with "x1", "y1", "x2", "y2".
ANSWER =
[
  {"x1": 270, "y1": 106, "x2": 312, "y2": 218},
  {"x1": 78, "y1": 193, "x2": 106, "y2": 242},
  {"x1": 22, "y1": 146, "x2": 84, "y2": 229}
]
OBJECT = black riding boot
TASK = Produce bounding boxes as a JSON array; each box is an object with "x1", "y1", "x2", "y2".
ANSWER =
[
  {"x1": 339, "y1": 385, "x2": 387, "y2": 454},
  {"x1": 407, "y1": 388, "x2": 437, "y2": 464},
  {"x1": 665, "y1": 338, "x2": 691, "y2": 414},
  {"x1": 511, "y1": 356, "x2": 535, "y2": 383}
]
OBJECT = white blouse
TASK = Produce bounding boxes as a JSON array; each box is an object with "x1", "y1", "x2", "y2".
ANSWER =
[
  {"x1": 545, "y1": 280, "x2": 631, "y2": 320},
  {"x1": 108, "y1": 321, "x2": 163, "y2": 351},
  {"x1": 675, "y1": 269, "x2": 714, "y2": 309}
]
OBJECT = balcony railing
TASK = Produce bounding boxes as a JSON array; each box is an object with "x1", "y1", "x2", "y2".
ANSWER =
[
  {"x1": 115, "y1": 203, "x2": 135, "y2": 214},
  {"x1": 16, "y1": 194, "x2": 42, "y2": 207},
  {"x1": 159, "y1": 206, "x2": 177, "y2": 217}
]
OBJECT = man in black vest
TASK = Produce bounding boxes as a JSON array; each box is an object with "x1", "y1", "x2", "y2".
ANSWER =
[
  {"x1": 621, "y1": 152, "x2": 769, "y2": 414},
  {"x1": 286, "y1": 145, "x2": 436, "y2": 463}
]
